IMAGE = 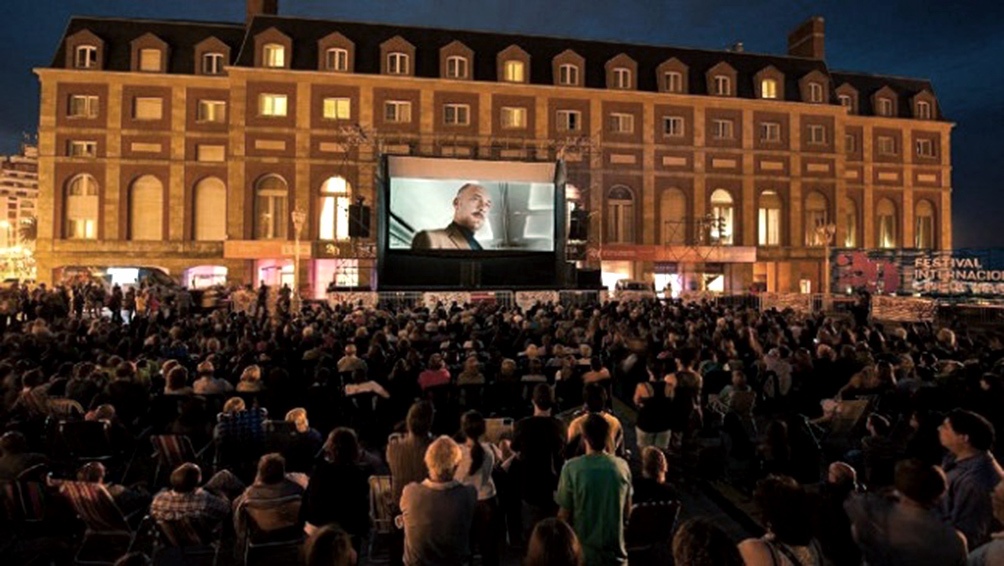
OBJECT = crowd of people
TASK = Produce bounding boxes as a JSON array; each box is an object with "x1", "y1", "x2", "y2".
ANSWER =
[{"x1": 0, "y1": 281, "x2": 1003, "y2": 566}]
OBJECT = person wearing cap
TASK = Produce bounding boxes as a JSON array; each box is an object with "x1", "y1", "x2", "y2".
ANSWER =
[{"x1": 193, "y1": 360, "x2": 233, "y2": 395}]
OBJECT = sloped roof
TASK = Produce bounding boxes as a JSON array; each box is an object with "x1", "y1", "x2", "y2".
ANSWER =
[{"x1": 831, "y1": 71, "x2": 942, "y2": 119}]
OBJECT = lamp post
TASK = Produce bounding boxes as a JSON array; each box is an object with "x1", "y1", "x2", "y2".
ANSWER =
[
  {"x1": 291, "y1": 208, "x2": 306, "y2": 314},
  {"x1": 815, "y1": 221, "x2": 837, "y2": 311}
]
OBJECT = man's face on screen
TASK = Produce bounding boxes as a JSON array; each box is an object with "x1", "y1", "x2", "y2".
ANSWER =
[{"x1": 453, "y1": 184, "x2": 492, "y2": 231}]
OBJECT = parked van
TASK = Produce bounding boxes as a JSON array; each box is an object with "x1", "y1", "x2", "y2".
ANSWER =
[{"x1": 613, "y1": 279, "x2": 658, "y2": 300}]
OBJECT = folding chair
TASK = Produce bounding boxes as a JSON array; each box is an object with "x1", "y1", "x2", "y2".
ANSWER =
[
  {"x1": 624, "y1": 499, "x2": 681, "y2": 564},
  {"x1": 150, "y1": 435, "x2": 208, "y2": 488},
  {"x1": 368, "y1": 475, "x2": 394, "y2": 559},
  {"x1": 57, "y1": 480, "x2": 140, "y2": 565},
  {"x1": 48, "y1": 398, "x2": 85, "y2": 420},
  {"x1": 59, "y1": 420, "x2": 117, "y2": 467},
  {"x1": 152, "y1": 516, "x2": 221, "y2": 566},
  {"x1": 239, "y1": 495, "x2": 304, "y2": 566}
]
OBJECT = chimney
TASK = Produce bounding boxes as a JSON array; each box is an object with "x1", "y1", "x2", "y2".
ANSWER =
[
  {"x1": 731, "y1": 42, "x2": 744, "y2": 53},
  {"x1": 787, "y1": 16, "x2": 825, "y2": 59},
  {"x1": 246, "y1": 0, "x2": 279, "y2": 25}
]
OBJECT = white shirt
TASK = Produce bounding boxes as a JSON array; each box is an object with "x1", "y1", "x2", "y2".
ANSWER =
[{"x1": 455, "y1": 441, "x2": 496, "y2": 501}]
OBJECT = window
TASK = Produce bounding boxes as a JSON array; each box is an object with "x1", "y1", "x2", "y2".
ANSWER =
[
  {"x1": 384, "y1": 100, "x2": 412, "y2": 123},
  {"x1": 843, "y1": 198, "x2": 858, "y2": 247},
  {"x1": 915, "y1": 200, "x2": 935, "y2": 249},
  {"x1": 804, "y1": 191, "x2": 828, "y2": 246},
  {"x1": 503, "y1": 60, "x2": 525, "y2": 82},
  {"x1": 612, "y1": 68, "x2": 632, "y2": 89},
  {"x1": 254, "y1": 175, "x2": 288, "y2": 239},
  {"x1": 202, "y1": 52, "x2": 225, "y2": 75},
  {"x1": 129, "y1": 175, "x2": 163, "y2": 241},
  {"x1": 606, "y1": 186, "x2": 635, "y2": 243},
  {"x1": 65, "y1": 175, "x2": 98, "y2": 240},
  {"x1": 664, "y1": 71, "x2": 683, "y2": 93},
  {"x1": 325, "y1": 48, "x2": 349, "y2": 71},
  {"x1": 68, "y1": 94, "x2": 99, "y2": 118},
  {"x1": 758, "y1": 190, "x2": 782, "y2": 246},
  {"x1": 322, "y1": 97, "x2": 351, "y2": 120},
  {"x1": 877, "y1": 136, "x2": 897, "y2": 155},
  {"x1": 193, "y1": 177, "x2": 227, "y2": 240},
  {"x1": 133, "y1": 97, "x2": 163, "y2": 120},
  {"x1": 808, "y1": 82, "x2": 824, "y2": 103},
  {"x1": 319, "y1": 176, "x2": 351, "y2": 241},
  {"x1": 838, "y1": 94, "x2": 853, "y2": 110},
  {"x1": 661, "y1": 188, "x2": 687, "y2": 244},
  {"x1": 712, "y1": 119, "x2": 734, "y2": 139},
  {"x1": 916, "y1": 100, "x2": 932, "y2": 120},
  {"x1": 877, "y1": 97, "x2": 893, "y2": 117},
  {"x1": 75, "y1": 45, "x2": 97, "y2": 69},
  {"x1": 760, "y1": 122, "x2": 781, "y2": 142},
  {"x1": 807, "y1": 124, "x2": 826, "y2": 145},
  {"x1": 139, "y1": 48, "x2": 161, "y2": 72},
  {"x1": 501, "y1": 107, "x2": 527, "y2": 129},
  {"x1": 556, "y1": 110, "x2": 581, "y2": 132},
  {"x1": 761, "y1": 78, "x2": 778, "y2": 99},
  {"x1": 197, "y1": 100, "x2": 226, "y2": 123},
  {"x1": 845, "y1": 134, "x2": 856, "y2": 154},
  {"x1": 710, "y1": 189, "x2": 734, "y2": 245},
  {"x1": 68, "y1": 140, "x2": 97, "y2": 158},
  {"x1": 609, "y1": 113, "x2": 634, "y2": 134},
  {"x1": 446, "y1": 56, "x2": 468, "y2": 79},
  {"x1": 662, "y1": 116, "x2": 684, "y2": 137},
  {"x1": 713, "y1": 75, "x2": 731, "y2": 96},
  {"x1": 916, "y1": 139, "x2": 935, "y2": 158},
  {"x1": 387, "y1": 52, "x2": 409, "y2": 75},
  {"x1": 259, "y1": 94, "x2": 288, "y2": 117},
  {"x1": 558, "y1": 64, "x2": 579, "y2": 86},
  {"x1": 876, "y1": 198, "x2": 897, "y2": 248},
  {"x1": 263, "y1": 43, "x2": 285, "y2": 68},
  {"x1": 444, "y1": 103, "x2": 470, "y2": 126}
]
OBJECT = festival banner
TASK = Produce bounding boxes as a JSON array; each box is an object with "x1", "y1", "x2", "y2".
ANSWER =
[{"x1": 831, "y1": 248, "x2": 1004, "y2": 298}]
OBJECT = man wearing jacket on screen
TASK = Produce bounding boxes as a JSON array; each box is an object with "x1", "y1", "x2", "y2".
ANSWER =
[{"x1": 411, "y1": 183, "x2": 492, "y2": 250}]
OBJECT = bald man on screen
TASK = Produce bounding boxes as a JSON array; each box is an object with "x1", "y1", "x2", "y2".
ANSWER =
[{"x1": 411, "y1": 183, "x2": 492, "y2": 250}]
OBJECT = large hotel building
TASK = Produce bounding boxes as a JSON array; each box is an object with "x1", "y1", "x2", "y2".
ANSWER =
[{"x1": 34, "y1": 0, "x2": 951, "y2": 296}]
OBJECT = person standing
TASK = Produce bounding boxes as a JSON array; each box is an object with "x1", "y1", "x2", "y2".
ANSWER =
[{"x1": 938, "y1": 409, "x2": 1004, "y2": 548}]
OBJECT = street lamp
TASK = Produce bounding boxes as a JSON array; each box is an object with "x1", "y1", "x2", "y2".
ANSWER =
[
  {"x1": 291, "y1": 208, "x2": 307, "y2": 314},
  {"x1": 815, "y1": 221, "x2": 837, "y2": 310}
]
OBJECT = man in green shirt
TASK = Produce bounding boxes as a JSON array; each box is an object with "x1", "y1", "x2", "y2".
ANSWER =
[{"x1": 557, "y1": 413, "x2": 632, "y2": 565}]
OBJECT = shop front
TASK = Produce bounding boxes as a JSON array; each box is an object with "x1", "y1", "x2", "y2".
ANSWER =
[{"x1": 596, "y1": 244, "x2": 757, "y2": 295}]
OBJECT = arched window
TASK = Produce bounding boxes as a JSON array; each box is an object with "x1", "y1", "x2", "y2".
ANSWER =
[
  {"x1": 661, "y1": 188, "x2": 686, "y2": 245},
  {"x1": 843, "y1": 198, "x2": 858, "y2": 248},
  {"x1": 710, "y1": 189, "x2": 734, "y2": 245},
  {"x1": 65, "y1": 174, "x2": 98, "y2": 239},
  {"x1": 804, "y1": 191, "x2": 829, "y2": 246},
  {"x1": 761, "y1": 78, "x2": 778, "y2": 99},
  {"x1": 758, "y1": 190, "x2": 782, "y2": 246},
  {"x1": 255, "y1": 175, "x2": 288, "y2": 240},
  {"x1": 606, "y1": 186, "x2": 634, "y2": 244},
  {"x1": 194, "y1": 177, "x2": 227, "y2": 240},
  {"x1": 915, "y1": 199, "x2": 935, "y2": 249},
  {"x1": 129, "y1": 175, "x2": 163, "y2": 241},
  {"x1": 319, "y1": 176, "x2": 351, "y2": 241},
  {"x1": 876, "y1": 198, "x2": 897, "y2": 248}
]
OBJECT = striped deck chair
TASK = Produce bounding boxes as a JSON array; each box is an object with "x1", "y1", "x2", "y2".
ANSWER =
[
  {"x1": 154, "y1": 516, "x2": 221, "y2": 566},
  {"x1": 367, "y1": 475, "x2": 395, "y2": 557},
  {"x1": 150, "y1": 435, "x2": 201, "y2": 487},
  {"x1": 57, "y1": 481, "x2": 138, "y2": 565},
  {"x1": 0, "y1": 480, "x2": 47, "y2": 523},
  {"x1": 47, "y1": 398, "x2": 85, "y2": 419}
]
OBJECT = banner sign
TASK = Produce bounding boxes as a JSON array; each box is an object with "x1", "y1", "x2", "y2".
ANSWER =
[{"x1": 832, "y1": 248, "x2": 1004, "y2": 297}]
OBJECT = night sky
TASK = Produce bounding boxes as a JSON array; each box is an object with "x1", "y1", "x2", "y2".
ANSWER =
[{"x1": 2, "y1": 0, "x2": 1001, "y2": 247}]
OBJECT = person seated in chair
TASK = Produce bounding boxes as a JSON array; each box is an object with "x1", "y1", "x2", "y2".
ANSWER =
[
  {"x1": 77, "y1": 461, "x2": 150, "y2": 516},
  {"x1": 0, "y1": 431, "x2": 47, "y2": 481},
  {"x1": 233, "y1": 453, "x2": 305, "y2": 543},
  {"x1": 150, "y1": 463, "x2": 243, "y2": 528}
]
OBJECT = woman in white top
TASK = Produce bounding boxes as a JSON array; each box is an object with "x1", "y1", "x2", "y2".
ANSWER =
[{"x1": 456, "y1": 410, "x2": 500, "y2": 566}]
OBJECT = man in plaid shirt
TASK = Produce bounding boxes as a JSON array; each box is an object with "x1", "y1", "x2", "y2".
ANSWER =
[{"x1": 150, "y1": 463, "x2": 242, "y2": 526}]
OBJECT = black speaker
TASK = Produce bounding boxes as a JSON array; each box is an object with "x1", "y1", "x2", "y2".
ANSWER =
[
  {"x1": 576, "y1": 268, "x2": 602, "y2": 289},
  {"x1": 348, "y1": 204, "x2": 371, "y2": 238},
  {"x1": 569, "y1": 210, "x2": 589, "y2": 241}
]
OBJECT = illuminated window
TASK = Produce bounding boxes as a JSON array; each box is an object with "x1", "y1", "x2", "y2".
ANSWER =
[
  {"x1": 664, "y1": 71, "x2": 683, "y2": 93},
  {"x1": 325, "y1": 48, "x2": 349, "y2": 71},
  {"x1": 916, "y1": 100, "x2": 932, "y2": 120},
  {"x1": 202, "y1": 52, "x2": 225, "y2": 75},
  {"x1": 319, "y1": 176, "x2": 351, "y2": 241},
  {"x1": 139, "y1": 48, "x2": 162, "y2": 72},
  {"x1": 68, "y1": 94, "x2": 99, "y2": 118},
  {"x1": 387, "y1": 52, "x2": 409, "y2": 75},
  {"x1": 503, "y1": 60, "x2": 525, "y2": 82},
  {"x1": 263, "y1": 43, "x2": 285, "y2": 68},
  {"x1": 446, "y1": 56, "x2": 468, "y2": 79},
  {"x1": 259, "y1": 94, "x2": 287, "y2": 117},
  {"x1": 558, "y1": 64, "x2": 579, "y2": 86},
  {"x1": 713, "y1": 75, "x2": 731, "y2": 96},
  {"x1": 876, "y1": 198, "x2": 897, "y2": 248},
  {"x1": 843, "y1": 198, "x2": 858, "y2": 247},
  {"x1": 501, "y1": 106, "x2": 526, "y2": 129},
  {"x1": 915, "y1": 200, "x2": 935, "y2": 248},
  {"x1": 612, "y1": 67, "x2": 632, "y2": 89},
  {"x1": 712, "y1": 119, "x2": 734, "y2": 139},
  {"x1": 133, "y1": 97, "x2": 163, "y2": 120},
  {"x1": 662, "y1": 116, "x2": 684, "y2": 137},
  {"x1": 761, "y1": 78, "x2": 778, "y2": 99},
  {"x1": 804, "y1": 191, "x2": 828, "y2": 246},
  {"x1": 807, "y1": 124, "x2": 826, "y2": 145},
  {"x1": 556, "y1": 110, "x2": 581, "y2": 132},
  {"x1": 760, "y1": 122, "x2": 780, "y2": 142},
  {"x1": 609, "y1": 113, "x2": 634, "y2": 134},
  {"x1": 254, "y1": 175, "x2": 288, "y2": 240},
  {"x1": 75, "y1": 45, "x2": 97, "y2": 69},
  {"x1": 710, "y1": 189, "x2": 734, "y2": 245},
  {"x1": 197, "y1": 100, "x2": 226, "y2": 123},
  {"x1": 444, "y1": 103, "x2": 470, "y2": 126},
  {"x1": 65, "y1": 175, "x2": 98, "y2": 240},
  {"x1": 606, "y1": 185, "x2": 635, "y2": 243},
  {"x1": 758, "y1": 190, "x2": 782, "y2": 246},
  {"x1": 808, "y1": 82, "x2": 824, "y2": 103},
  {"x1": 384, "y1": 100, "x2": 412, "y2": 123},
  {"x1": 322, "y1": 97, "x2": 351, "y2": 120}
]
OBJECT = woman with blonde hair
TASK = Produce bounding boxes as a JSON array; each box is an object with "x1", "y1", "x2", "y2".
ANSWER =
[
  {"x1": 237, "y1": 365, "x2": 263, "y2": 393},
  {"x1": 284, "y1": 408, "x2": 323, "y2": 473}
]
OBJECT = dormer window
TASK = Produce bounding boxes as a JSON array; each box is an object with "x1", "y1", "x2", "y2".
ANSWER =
[
  {"x1": 325, "y1": 48, "x2": 349, "y2": 72},
  {"x1": 446, "y1": 56, "x2": 468, "y2": 79},
  {"x1": 761, "y1": 78, "x2": 778, "y2": 99},
  {"x1": 202, "y1": 52, "x2": 225, "y2": 75},
  {"x1": 263, "y1": 43, "x2": 285, "y2": 68},
  {"x1": 558, "y1": 64, "x2": 579, "y2": 86},
  {"x1": 808, "y1": 83, "x2": 824, "y2": 103},
  {"x1": 713, "y1": 75, "x2": 731, "y2": 96},
  {"x1": 664, "y1": 71, "x2": 683, "y2": 93},
  {"x1": 838, "y1": 94, "x2": 852, "y2": 109},
  {"x1": 138, "y1": 48, "x2": 162, "y2": 72},
  {"x1": 503, "y1": 60, "x2": 525, "y2": 83},
  {"x1": 75, "y1": 45, "x2": 98, "y2": 69},
  {"x1": 387, "y1": 52, "x2": 409, "y2": 75},
  {"x1": 612, "y1": 68, "x2": 632, "y2": 89},
  {"x1": 916, "y1": 100, "x2": 932, "y2": 120},
  {"x1": 877, "y1": 97, "x2": 893, "y2": 117}
]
